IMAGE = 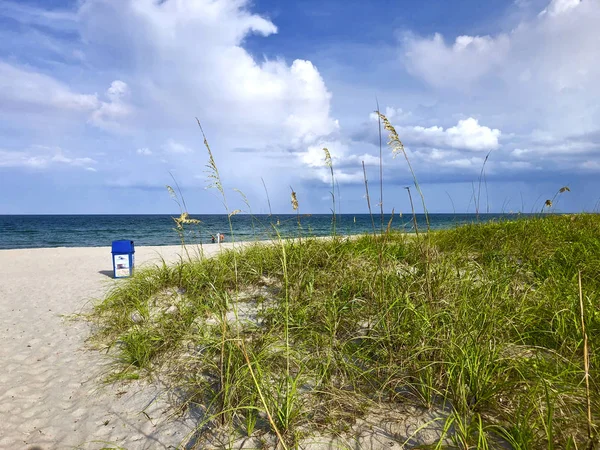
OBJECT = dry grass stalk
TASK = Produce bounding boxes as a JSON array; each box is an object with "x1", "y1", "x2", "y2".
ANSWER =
[
  {"x1": 362, "y1": 160, "x2": 376, "y2": 235},
  {"x1": 323, "y1": 147, "x2": 336, "y2": 235},
  {"x1": 238, "y1": 341, "x2": 288, "y2": 450},
  {"x1": 261, "y1": 177, "x2": 273, "y2": 217},
  {"x1": 544, "y1": 186, "x2": 571, "y2": 213},
  {"x1": 196, "y1": 118, "x2": 225, "y2": 199},
  {"x1": 578, "y1": 271, "x2": 594, "y2": 444},
  {"x1": 405, "y1": 186, "x2": 419, "y2": 238},
  {"x1": 376, "y1": 111, "x2": 430, "y2": 231},
  {"x1": 376, "y1": 101, "x2": 384, "y2": 231},
  {"x1": 476, "y1": 151, "x2": 492, "y2": 220}
]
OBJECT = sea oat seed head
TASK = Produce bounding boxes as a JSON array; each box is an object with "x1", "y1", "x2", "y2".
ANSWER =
[
  {"x1": 166, "y1": 185, "x2": 176, "y2": 199},
  {"x1": 323, "y1": 148, "x2": 332, "y2": 168},
  {"x1": 173, "y1": 212, "x2": 200, "y2": 229},
  {"x1": 376, "y1": 111, "x2": 405, "y2": 158},
  {"x1": 290, "y1": 189, "x2": 299, "y2": 211}
]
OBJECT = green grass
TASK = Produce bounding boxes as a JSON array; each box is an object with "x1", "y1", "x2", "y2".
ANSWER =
[{"x1": 90, "y1": 214, "x2": 600, "y2": 448}]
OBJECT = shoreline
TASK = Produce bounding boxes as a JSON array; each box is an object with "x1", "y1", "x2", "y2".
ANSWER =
[{"x1": 0, "y1": 233, "x2": 370, "y2": 253}]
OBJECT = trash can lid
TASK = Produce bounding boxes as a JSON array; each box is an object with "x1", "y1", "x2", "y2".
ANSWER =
[{"x1": 112, "y1": 240, "x2": 135, "y2": 253}]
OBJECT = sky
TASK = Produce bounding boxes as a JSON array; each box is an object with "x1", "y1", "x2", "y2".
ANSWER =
[{"x1": 0, "y1": 0, "x2": 599, "y2": 214}]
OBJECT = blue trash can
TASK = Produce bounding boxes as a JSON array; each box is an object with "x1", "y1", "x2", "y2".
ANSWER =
[{"x1": 112, "y1": 240, "x2": 135, "y2": 278}]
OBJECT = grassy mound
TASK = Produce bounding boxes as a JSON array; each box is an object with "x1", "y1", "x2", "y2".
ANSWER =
[{"x1": 90, "y1": 214, "x2": 600, "y2": 449}]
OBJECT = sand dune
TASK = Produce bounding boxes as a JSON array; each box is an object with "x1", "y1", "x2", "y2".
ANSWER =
[{"x1": 0, "y1": 244, "x2": 231, "y2": 450}]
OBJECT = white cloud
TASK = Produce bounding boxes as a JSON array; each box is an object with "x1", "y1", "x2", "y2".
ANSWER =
[
  {"x1": 399, "y1": 0, "x2": 600, "y2": 179},
  {"x1": 540, "y1": 0, "x2": 581, "y2": 16},
  {"x1": 403, "y1": 32, "x2": 510, "y2": 88},
  {"x1": 163, "y1": 140, "x2": 193, "y2": 154},
  {"x1": 89, "y1": 80, "x2": 133, "y2": 129},
  {"x1": 298, "y1": 141, "x2": 380, "y2": 184},
  {"x1": 0, "y1": 147, "x2": 96, "y2": 170},
  {"x1": 580, "y1": 160, "x2": 600, "y2": 171},
  {"x1": 402, "y1": 0, "x2": 599, "y2": 111},
  {"x1": 76, "y1": 0, "x2": 338, "y2": 148},
  {"x1": 444, "y1": 118, "x2": 501, "y2": 151},
  {"x1": 0, "y1": 62, "x2": 132, "y2": 132},
  {"x1": 0, "y1": 61, "x2": 99, "y2": 112},
  {"x1": 345, "y1": 154, "x2": 380, "y2": 166},
  {"x1": 1, "y1": 0, "x2": 598, "y2": 213},
  {"x1": 401, "y1": 118, "x2": 501, "y2": 152},
  {"x1": 106, "y1": 80, "x2": 129, "y2": 102},
  {"x1": 412, "y1": 148, "x2": 483, "y2": 170},
  {"x1": 0, "y1": 0, "x2": 339, "y2": 198},
  {"x1": 369, "y1": 106, "x2": 412, "y2": 123}
]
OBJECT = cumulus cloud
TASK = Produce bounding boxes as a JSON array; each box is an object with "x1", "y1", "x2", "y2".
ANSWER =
[
  {"x1": 403, "y1": 33, "x2": 510, "y2": 88},
  {"x1": 76, "y1": 0, "x2": 338, "y2": 147},
  {"x1": 0, "y1": 146, "x2": 96, "y2": 170},
  {"x1": 1, "y1": 0, "x2": 599, "y2": 213},
  {"x1": 402, "y1": 0, "x2": 599, "y2": 118},
  {"x1": 0, "y1": 0, "x2": 343, "y2": 213},
  {"x1": 298, "y1": 141, "x2": 380, "y2": 184},
  {"x1": 399, "y1": 0, "x2": 600, "y2": 181},
  {"x1": 89, "y1": 80, "x2": 133, "y2": 129},
  {"x1": 401, "y1": 118, "x2": 501, "y2": 152},
  {"x1": 412, "y1": 148, "x2": 484, "y2": 171},
  {"x1": 0, "y1": 61, "x2": 99, "y2": 112},
  {"x1": 0, "y1": 61, "x2": 132, "y2": 132},
  {"x1": 106, "y1": 80, "x2": 129, "y2": 102}
]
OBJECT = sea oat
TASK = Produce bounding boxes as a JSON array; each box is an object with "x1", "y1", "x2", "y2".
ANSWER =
[
  {"x1": 166, "y1": 185, "x2": 177, "y2": 199},
  {"x1": 173, "y1": 212, "x2": 200, "y2": 230},
  {"x1": 197, "y1": 118, "x2": 224, "y2": 198},
  {"x1": 323, "y1": 147, "x2": 336, "y2": 234},
  {"x1": 376, "y1": 112, "x2": 405, "y2": 158},
  {"x1": 290, "y1": 189, "x2": 299, "y2": 211},
  {"x1": 376, "y1": 111, "x2": 430, "y2": 231},
  {"x1": 233, "y1": 188, "x2": 251, "y2": 211},
  {"x1": 323, "y1": 148, "x2": 332, "y2": 168}
]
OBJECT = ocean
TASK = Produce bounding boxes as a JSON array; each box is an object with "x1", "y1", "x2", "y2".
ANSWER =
[{"x1": 0, "y1": 213, "x2": 521, "y2": 249}]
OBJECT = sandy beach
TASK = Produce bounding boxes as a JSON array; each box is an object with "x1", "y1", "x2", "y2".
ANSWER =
[{"x1": 0, "y1": 243, "x2": 232, "y2": 450}]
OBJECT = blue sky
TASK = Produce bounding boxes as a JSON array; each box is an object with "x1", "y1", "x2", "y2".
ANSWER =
[{"x1": 0, "y1": 0, "x2": 598, "y2": 214}]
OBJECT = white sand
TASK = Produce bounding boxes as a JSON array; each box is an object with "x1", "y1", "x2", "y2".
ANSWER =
[{"x1": 0, "y1": 243, "x2": 232, "y2": 450}]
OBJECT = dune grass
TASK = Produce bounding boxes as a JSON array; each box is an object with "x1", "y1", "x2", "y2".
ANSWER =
[{"x1": 90, "y1": 213, "x2": 600, "y2": 449}]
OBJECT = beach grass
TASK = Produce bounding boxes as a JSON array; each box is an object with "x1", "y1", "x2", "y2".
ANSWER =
[{"x1": 90, "y1": 213, "x2": 600, "y2": 449}]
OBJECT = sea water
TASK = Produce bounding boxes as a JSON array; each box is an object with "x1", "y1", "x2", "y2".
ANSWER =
[{"x1": 0, "y1": 213, "x2": 522, "y2": 249}]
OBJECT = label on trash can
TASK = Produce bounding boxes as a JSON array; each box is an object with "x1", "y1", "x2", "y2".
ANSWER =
[{"x1": 114, "y1": 254, "x2": 130, "y2": 277}]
